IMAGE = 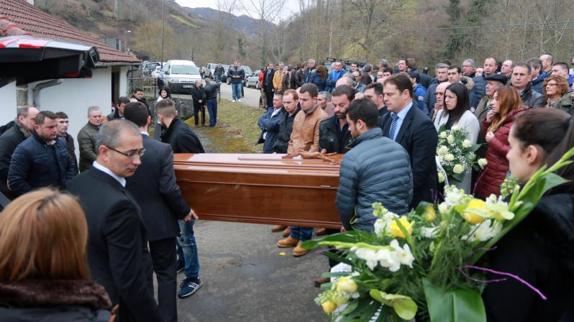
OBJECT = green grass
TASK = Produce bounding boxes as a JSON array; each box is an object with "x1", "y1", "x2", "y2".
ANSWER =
[
  {"x1": 184, "y1": 99, "x2": 264, "y2": 153},
  {"x1": 170, "y1": 14, "x2": 198, "y2": 29}
]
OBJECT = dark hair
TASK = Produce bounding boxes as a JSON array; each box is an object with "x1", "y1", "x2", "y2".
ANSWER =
[
  {"x1": 526, "y1": 58, "x2": 541, "y2": 71},
  {"x1": 512, "y1": 108, "x2": 574, "y2": 180},
  {"x1": 332, "y1": 85, "x2": 356, "y2": 101},
  {"x1": 118, "y1": 96, "x2": 130, "y2": 105},
  {"x1": 300, "y1": 83, "x2": 319, "y2": 98},
  {"x1": 382, "y1": 67, "x2": 393, "y2": 74},
  {"x1": 34, "y1": 111, "x2": 56, "y2": 125},
  {"x1": 384, "y1": 73, "x2": 413, "y2": 98},
  {"x1": 316, "y1": 65, "x2": 328, "y2": 80},
  {"x1": 124, "y1": 102, "x2": 149, "y2": 127},
  {"x1": 365, "y1": 82, "x2": 383, "y2": 95},
  {"x1": 444, "y1": 83, "x2": 469, "y2": 128},
  {"x1": 553, "y1": 62, "x2": 570, "y2": 72},
  {"x1": 133, "y1": 88, "x2": 144, "y2": 93},
  {"x1": 159, "y1": 87, "x2": 171, "y2": 98},
  {"x1": 360, "y1": 73, "x2": 372, "y2": 85},
  {"x1": 55, "y1": 111, "x2": 68, "y2": 119},
  {"x1": 448, "y1": 66, "x2": 461, "y2": 73},
  {"x1": 406, "y1": 57, "x2": 417, "y2": 69},
  {"x1": 513, "y1": 62, "x2": 531, "y2": 74},
  {"x1": 407, "y1": 70, "x2": 420, "y2": 83},
  {"x1": 347, "y1": 98, "x2": 379, "y2": 128}
]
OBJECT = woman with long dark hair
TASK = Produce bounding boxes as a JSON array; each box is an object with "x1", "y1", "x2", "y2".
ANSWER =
[
  {"x1": 434, "y1": 82, "x2": 480, "y2": 192},
  {"x1": 483, "y1": 108, "x2": 574, "y2": 322},
  {"x1": 474, "y1": 86, "x2": 524, "y2": 198}
]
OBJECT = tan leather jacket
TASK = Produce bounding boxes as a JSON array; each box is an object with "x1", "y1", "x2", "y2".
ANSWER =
[{"x1": 287, "y1": 105, "x2": 327, "y2": 154}]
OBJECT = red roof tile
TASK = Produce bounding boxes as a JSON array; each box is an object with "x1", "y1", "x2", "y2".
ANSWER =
[{"x1": 0, "y1": 0, "x2": 139, "y2": 64}]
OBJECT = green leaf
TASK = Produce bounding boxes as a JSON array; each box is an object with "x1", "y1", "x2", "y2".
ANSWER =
[
  {"x1": 337, "y1": 298, "x2": 382, "y2": 322},
  {"x1": 369, "y1": 289, "x2": 418, "y2": 320},
  {"x1": 302, "y1": 231, "x2": 366, "y2": 250},
  {"x1": 423, "y1": 279, "x2": 485, "y2": 322}
]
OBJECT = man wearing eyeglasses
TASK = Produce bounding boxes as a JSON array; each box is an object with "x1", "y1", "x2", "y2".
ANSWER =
[{"x1": 68, "y1": 120, "x2": 162, "y2": 322}]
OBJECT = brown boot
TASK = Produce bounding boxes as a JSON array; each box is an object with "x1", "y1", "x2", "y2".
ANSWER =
[
  {"x1": 293, "y1": 241, "x2": 309, "y2": 257},
  {"x1": 271, "y1": 225, "x2": 287, "y2": 233},
  {"x1": 276, "y1": 236, "x2": 299, "y2": 248},
  {"x1": 282, "y1": 227, "x2": 291, "y2": 238}
]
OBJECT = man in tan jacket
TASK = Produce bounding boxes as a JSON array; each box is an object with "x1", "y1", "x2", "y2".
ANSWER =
[
  {"x1": 273, "y1": 63, "x2": 285, "y2": 94},
  {"x1": 278, "y1": 83, "x2": 327, "y2": 256}
]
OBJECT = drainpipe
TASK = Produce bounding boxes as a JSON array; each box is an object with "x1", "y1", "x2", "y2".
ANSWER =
[{"x1": 32, "y1": 79, "x2": 61, "y2": 108}]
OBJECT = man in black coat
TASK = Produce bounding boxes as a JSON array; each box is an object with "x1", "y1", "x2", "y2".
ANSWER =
[
  {"x1": 262, "y1": 63, "x2": 276, "y2": 109},
  {"x1": 190, "y1": 80, "x2": 206, "y2": 126},
  {"x1": 8, "y1": 111, "x2": 76, "y2": 198},
  {"x1": 55, "y1": 111, "x2": 78, "y2": 175},
  {"x1": 319, "y1": 85, "x2": 354, "y2": 154},
  {"x1": 0, "y1": 106, "x2": 39, "y2": 199},
  {"x1": 156, "y1": 99, "x2": 205, "y2": 153},
  {"x1": 67, "y1": 120, "x2": 162, "y2": 322},
  {"x1": 124, "y1": 102, "x2": 197, "y2": 322},
  {"x1": 273, "y1": 90, "x2": 300, "y2": 153},
  {"x1": 381, "y1": 73, "x2": 438, "y2": 208}
]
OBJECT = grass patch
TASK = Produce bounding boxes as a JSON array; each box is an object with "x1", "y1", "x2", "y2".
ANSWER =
[
  {"x1": 171, "y1": 14, "x2": 198, "y2": 29},
  {"x1": 184, "y1": 99, "x2": 264, "y2": 153}
]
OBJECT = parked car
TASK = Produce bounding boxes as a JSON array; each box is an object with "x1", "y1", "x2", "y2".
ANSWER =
[
  {"x1": 245, "y1": 72, "x2": 259, "y2": 89},
  {"x1": 160, "y1": 60, "x2": 201, "y2": 94},
  {"x1": 142, "y1": 61, "x2": 160, "y2": 76}
]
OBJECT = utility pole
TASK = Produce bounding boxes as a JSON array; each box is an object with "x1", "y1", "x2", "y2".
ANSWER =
[{"x1": 161, "y1": 0, "x2": 166, "y2": 65}]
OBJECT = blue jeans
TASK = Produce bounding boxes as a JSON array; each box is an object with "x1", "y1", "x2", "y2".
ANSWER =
[
  {"x1": 207, "y1": 98, "x2": 217, "y2": 126},
  {"x1": 290, "y1": 226, "x2": 313, "y2": 241},
  {"x1": 232, "y1": 82, "x2": 242, "y2": 100},
  {"x1": 177, "y1": 220, "x2": 200, "y2": 280}
]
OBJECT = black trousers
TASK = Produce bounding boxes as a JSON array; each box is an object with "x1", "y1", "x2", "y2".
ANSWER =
[
  {"x1": 265, "y1": 90, "x2": 274, "y2": 109},
  {"x1": 149, "y1": 237, "x2": 178, "y2": 322},
  {"x1": 193, "y1": 103, "x2": 206, "y2": 126}
]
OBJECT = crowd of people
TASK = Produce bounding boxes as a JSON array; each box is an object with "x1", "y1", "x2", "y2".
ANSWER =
[{"x1": 0, "y1": 51, "x2": 573, "y2": 321}]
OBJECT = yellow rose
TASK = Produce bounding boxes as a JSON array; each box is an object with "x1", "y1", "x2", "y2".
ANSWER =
[
  {"x1": 336, "y1": 276, "x2": 358, "y2": 293},
  {"x1": 423, "y1": 205, "x2": 437, "y2": 222},
  {"x1": 322, "y1": 300, "x2": 337, "y2": 314},
  {"x1": 390, "y1": 217, "x2": 413, "y2": 238},
  {"x1": 332, "y1": 293, "x2": 348, "y2": 306},
  {"x1": 463, "y1": 199, "x2": 488, "y2": 224}
]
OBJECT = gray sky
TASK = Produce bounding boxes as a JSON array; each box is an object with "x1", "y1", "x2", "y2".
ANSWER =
[{"x1": 175, "y1": 0, "x2": 301, "y2": 22}]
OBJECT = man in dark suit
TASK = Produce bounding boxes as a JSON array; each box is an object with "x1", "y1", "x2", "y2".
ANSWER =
[
  {"x1": 124, "y1": 102, "x2": 197, "y2": 322},
  {"x1": 155, "y1": 98, "x2": 204, "y2": 299},
  {"x1": 381, "y1": 73, "x2": 438, "y2": 208},
  {"x1": 262, "y1": 63, "x2": 276, "y2": 109},
  {"x1": 67, "y1": 120, "x2": 162, "y2": 322}
]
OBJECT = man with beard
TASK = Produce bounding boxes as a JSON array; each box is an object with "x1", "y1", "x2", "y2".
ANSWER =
[{"x1": 319, "y1": 85, "x2": 354, "y2": 154}]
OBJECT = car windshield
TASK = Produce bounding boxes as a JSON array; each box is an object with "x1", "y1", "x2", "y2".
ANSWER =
[
  {"x1": 171, "y1": 65, "x2": 199, "y2": 75},
  {"x1": 242, "y1": 66, "x2": 253, "y2": 75}
]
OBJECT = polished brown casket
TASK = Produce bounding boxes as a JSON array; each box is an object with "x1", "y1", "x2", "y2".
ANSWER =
[{"x1": 174, "y1": 153, "x2": 341, "y2": 228}]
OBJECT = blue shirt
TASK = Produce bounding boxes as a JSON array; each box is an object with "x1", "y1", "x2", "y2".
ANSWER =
[{"x1": 391, "y1": 101, "x2": 413, "y2": 141}]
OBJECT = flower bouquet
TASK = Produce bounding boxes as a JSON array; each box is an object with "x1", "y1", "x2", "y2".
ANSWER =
[
  {"x1": 436, "y1": 125, "x2": 486, "y2": 184},
  {"x1": 304, "y1": 148, "x2": 574, "y2": 321}
]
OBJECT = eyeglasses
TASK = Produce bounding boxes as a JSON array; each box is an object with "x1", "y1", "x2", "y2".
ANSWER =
[{"x1": 105, "y1": 145, "x2": 145, "y2": 158}]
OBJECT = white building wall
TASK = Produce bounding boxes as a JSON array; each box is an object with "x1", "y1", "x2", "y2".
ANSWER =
[
  {"x1": 29, "y1": 68, "x2": 112, "y2": 142},
  {"x1": 0, "y1": 82, "x2": 18, "y2": 125},
  {"x1": 120, "y1": 66, "x2": 128, "y2": 96}
]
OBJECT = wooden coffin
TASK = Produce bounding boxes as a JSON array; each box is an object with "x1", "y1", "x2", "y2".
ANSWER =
[{"x1": 173, "y1": 153, "x2": 342, "y2": 228}]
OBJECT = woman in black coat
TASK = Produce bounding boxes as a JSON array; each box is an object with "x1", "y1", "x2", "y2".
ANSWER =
[
  {"x1": 483, "y1": 108, "x2": 574, "y2": 322},
  {"x1": 0, "y1": 189, "x2": 113, "y2": 322}
]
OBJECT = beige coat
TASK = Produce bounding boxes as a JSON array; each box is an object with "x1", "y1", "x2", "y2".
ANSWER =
[{"x1": 287, "y1": 105, "x2": 327, "y2": 154}]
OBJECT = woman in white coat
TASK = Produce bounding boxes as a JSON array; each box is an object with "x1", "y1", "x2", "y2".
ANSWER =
[{"x1": 434, "y1": 82, "x2": 480, "y2": 193}]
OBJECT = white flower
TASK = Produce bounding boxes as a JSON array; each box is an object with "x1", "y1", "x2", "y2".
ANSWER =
[
  {"x1": 453, "y1": 164, "x2": 465, "y2": 174},
  {"x1": 478, "y1": 158, "x2": 488, "y2": 168},
  {"x1": 462, "y1": 139, "x2": 472, "y2": 148},
  {"x1": 451, "y1": 125, "x2": 460, "y2": 131},
  {"x1": 389, "y1": 239, "x2": 415, "y2": 268},
  {"x1": 443, "y1": 185, "x2": 467, "y2": 205},
  {"x1": 447, "y1": 135, "x2": 455, "y2": 144},
  {"x1": 439, "y1": 131, "x2": 448, "y2": 139},
  {"x1": 376, "y1": 248, "x2": 401, "y2": 272},
  {"x1": 485, "y1": 195, "x2": 515, "y2": 221},
  {"x1": 437, "y1": 146, "x2": 449, "y2": 156},
  {"x1": 438, "y1": 201, "x2": 449, "y2": 215},
  {"x1": 421, "y1": 226, "x2": 439, "y2": 239},
  {"x1": 352, "y1": 248, "x2": 379, "y2": 270},
  {"x1": 373, "y1": 211, "x2": 399, "y2": 238},
  {"x1": 445, "y1": 153, "x2": 455, "y2": 162},
  {"x1": 463, "y1": 219, "x2": 502, "y2": 242}
]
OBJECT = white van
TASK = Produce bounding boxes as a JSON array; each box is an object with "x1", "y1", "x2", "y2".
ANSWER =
[{"x1": 161, "y1": 60, "x2": 201, "y2": 94}]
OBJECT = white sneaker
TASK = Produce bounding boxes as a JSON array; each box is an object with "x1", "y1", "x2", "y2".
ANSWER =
[
  {"x1": 237, "y1": 99, "x2": 241, "y2": 102},
  {"x1": 232, "y1": 99, "x2": 236, "y2": 102}
]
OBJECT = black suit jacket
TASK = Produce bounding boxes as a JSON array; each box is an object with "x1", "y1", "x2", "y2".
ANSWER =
[
  {"x1": 67, "y1": 168, "x2": 162, "y2": 322},
  {"x1": 262, "y1": 68, "x2": 275, "y2": 93},
  {"x1": 381, "y1": 103, "x2": 438, "y2": 208},
  {"x1": 127, "y1": 135, "x2": 190, "y2": 241},
  {"x1": 161, "y1": 118, "x2": 205, "y2": 154}
]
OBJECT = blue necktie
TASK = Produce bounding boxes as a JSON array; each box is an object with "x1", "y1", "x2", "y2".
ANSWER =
[{"x1": 389, "y1": 113, "x2": 399, "y2": 141}]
